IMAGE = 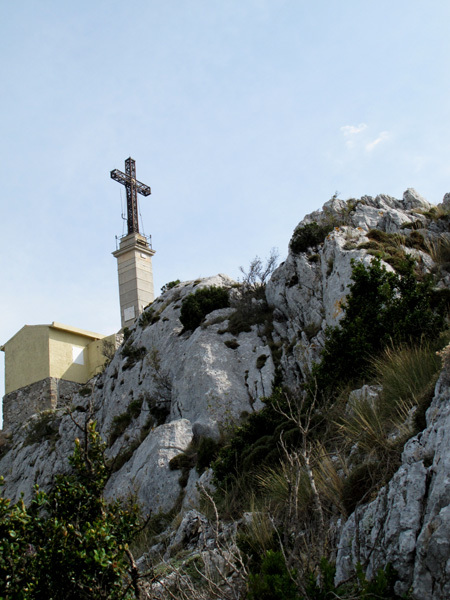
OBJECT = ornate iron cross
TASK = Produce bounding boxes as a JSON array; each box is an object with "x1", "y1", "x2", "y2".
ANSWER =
[{"x1": 111, "y1": 157, "x2": 151, "y2": 235}]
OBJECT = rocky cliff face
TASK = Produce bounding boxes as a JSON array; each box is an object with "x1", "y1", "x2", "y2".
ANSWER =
[
  {"x1": 335, "y1": 367, "x2": 450, "y2": 598},
  {"x1": 2, "y1": 188, "x2": 450, "y2": 598},
  {"x1": 0, "y1": 273, "x2": 274, "y2": 512}
]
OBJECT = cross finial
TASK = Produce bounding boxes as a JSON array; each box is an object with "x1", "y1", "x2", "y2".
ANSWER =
[{"x1": 111, "y1": 157, "x2": 151, "y2": 235}]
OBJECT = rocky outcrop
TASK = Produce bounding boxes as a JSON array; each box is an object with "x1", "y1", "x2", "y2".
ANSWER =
[
  {"x1": 335, "y1": 371, "x2": 450, "y2": 599},
  {"x1": 2, "y1": 188, "x2": 450, "y2": 598},
  {"x1": 266, "y1": 189, "x2": 435, "y2": 385},
  {"x1": 0, "y1": 274, "x2": 275, "y2": 511}
]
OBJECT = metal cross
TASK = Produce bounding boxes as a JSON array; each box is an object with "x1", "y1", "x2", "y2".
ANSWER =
[{"x1": 111, "y1": 157, "x2": 151, "y2": 235}]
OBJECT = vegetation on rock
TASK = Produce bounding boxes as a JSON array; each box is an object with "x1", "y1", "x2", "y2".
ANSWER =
[
  {"x1": 313, "y1": 256, "x2": 446, "y2": 397},
  {"x1": 180, "y1": 285, "x2": 230, "y2": 331},
  {"x1": 290, "y1": 221, "x2": 334, "y2": 254}
]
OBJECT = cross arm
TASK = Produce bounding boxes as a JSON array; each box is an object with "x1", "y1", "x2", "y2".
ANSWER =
[{"x1": 110, "y1": 169, "x2": 151, "y2": 196}]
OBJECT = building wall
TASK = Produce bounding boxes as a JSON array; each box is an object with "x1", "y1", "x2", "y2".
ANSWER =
[
  {"x1": 86, "y1": 333, "x2": 118, "y2": 378},
  {"x1": 48, "y1": 327, "x2": 94, "y2": 383},
  {"x1": 3, "y1": 326, "x2": 50, "y2": 394},
  {"x1": 2, "y1": 323, "x2": 116, "y2": 396},
  {"x1": 2, "y1": 377, "x2": 82, "y2": 432}
]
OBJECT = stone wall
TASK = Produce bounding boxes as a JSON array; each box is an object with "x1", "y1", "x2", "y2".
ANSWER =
[{"x1": 2, "y1": 377, "x2": 81, "y2": 433}]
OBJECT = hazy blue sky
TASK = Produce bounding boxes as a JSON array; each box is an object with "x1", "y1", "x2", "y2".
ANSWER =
[{"x1": 2, "y1": 1, "x2": 450, "y2": 409}]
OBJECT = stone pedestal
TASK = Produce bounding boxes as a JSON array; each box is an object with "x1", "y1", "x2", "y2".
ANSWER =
[{"x1": 112, "y1": 233, "x2": 156, "y2": 329}]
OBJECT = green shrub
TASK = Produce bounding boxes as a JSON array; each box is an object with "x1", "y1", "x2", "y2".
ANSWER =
[
  {"x1": 413, "y1": 381, "x2": 437, "y2": 432},
  {"x1": 180, "y1": 286, "x2": 230, "y2": 331},
  {"x1": 169, "y1": 453, "x2": 196, "y2": 471},
  {"x1": 79, "y1": 386, "x2": 92, "y2": 397},
  {"x1": 313, "y1": 257, "x2": 446, "y2": 397},
  {"x1": 405, "y1": 230, "x2": 427, "y2": 251},
  {"x1": 147, "y1": 398, "x2": 170, "y2": 426},
  {"x1": 358, "y1": 230, "x2": 411, "y2": 271},
  {"x1": 341, "y1": 461, "x2": 385, "y2": 515},
  {"x1": 168, "y1": 437, "x2": 222, "y2": 480},
  {"x1": 302, "y1": 559, "x2": 403, "y2": 600},
  {"x1": 109, "y1": 398, "x2": 143, "y2": 445},
  {"x1": 290, "y1": 222, "x2": 334, "y2": 254},
  {"x1": 426, "y1": 234, "x2": 450, "y2": 272},
  {"x1": 256, "y1": 354, "x2": 268, "y2": 369},
  {"x1": 24, "y1": 412, "x2": 61, "y2": 447},
  {"x1": 225, "y1": 339, "x2": 240, "y2": 349},
  {"x1": 121, "y1": 343, "x2": 146, "y2": 370},
  {"x1": 139, "y1": 308, "x2": 156, "y2": 328},
  {"x1": 212, "y1": 391, "x2": 296, "y2": 491},
  {"x1": 109, "y1": 415, "x2": 154, "y2": 474},
  {"x1": 247, "y1": 550, "x2": 300, "y2": 600},
  {"x1": 0, "y1": 422, "x2": 142, "y2": 599},
  {"x1": 161, "y1": 279, "x2": 181, "y2": 294},
  {"x1": 227, "y1": 302, "x2": 273, "y2": 337},
  {"x1": 196, "y1": 436, "x2": 221, "y2": 473}
]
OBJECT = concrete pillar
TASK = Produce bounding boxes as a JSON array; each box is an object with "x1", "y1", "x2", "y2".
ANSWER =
[{"x1": 112, "y1": 233, "x2": 156, "y2": 329}]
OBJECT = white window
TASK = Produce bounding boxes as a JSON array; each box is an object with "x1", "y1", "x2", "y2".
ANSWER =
[
  {"x1": 72, "y1": 346, "x2": 85, "y2": 365},
  {"x1": 124, "y1": 306, "x2": 135, "y2": 321}
]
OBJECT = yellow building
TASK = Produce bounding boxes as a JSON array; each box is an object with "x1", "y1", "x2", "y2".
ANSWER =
[
  {"x1": 1, "y1": 323, "x2": 117, "y2": 431},
  {"x1": 1, "y1": 322, "x2": 115, "y2": 395}
]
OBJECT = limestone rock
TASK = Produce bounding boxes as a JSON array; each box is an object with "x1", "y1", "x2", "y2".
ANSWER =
[
  {"x1": 104, "y1": 419, "x2": 193, "y2": 513},
  {"x1": 2, "y1": 189, "x2": 450, "y2": 597},
  {"x1": 1, "y1": 274, "x2": 275, "y2": 515},
  {"x1": 335, "y1": 373, "x2": 450, "y2": 599}
]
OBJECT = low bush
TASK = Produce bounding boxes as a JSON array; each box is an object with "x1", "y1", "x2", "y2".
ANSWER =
[
  {"x1": 224, "y1": 339, "x2": 240, "y2": 349},
  {"x1": 247, "y1": 550, "x2": 300, "y2": 600},
  {"x1": 290, "y1": 222, "x2": 334, "y2": 254},
  {"x1": 121, "y1": 343, "x2": 146, "y2": 370},
  {"x1": 147, "y1": 397, "x2": 170, "y2": 426},
  {"x1": 341, "y1": 461, "x2": 386, "y2": 515},
  {"x1": 139, "y1": 308, "x2": 156, "y2": 328},
  {"x1": 180, "y1": 286, "x2": 230, "y2": 331},
  {"x1": 169, "y1": 453, "x2": 196, "y2": 471},
  {"x1": 426, "y1": 234, "x2": 450, "y2": 272},
  {"x1": 161, "y1": 279, "x2": 180, "y2": 294},
  {"x1": 78, "y1": 386, "x2": 92, "y2": 397},
  {"x1": 109, "y1": 415, "x2": 154, "y2": 474},
  {"x1": 227, "y1": 302, "x2": 273, "y2": 337},
  {"x1": 196, "y1": 436, "x2": 221, "y2": 473},
  {"x1": 24, "y1": 412, "x2": 61, "y2": 447},
  {"x1": 302, "y1": 559, "x2": 403, "y2": 600},
  {"x1": 358, "y1": 230, "x2": 410, "y2": 271},
  {"x1": 212, "y1": 391, "x2": 300, "y2": 493},
  {"x1": 109, "y1": 398, "x2": 143, "y2": 445}
]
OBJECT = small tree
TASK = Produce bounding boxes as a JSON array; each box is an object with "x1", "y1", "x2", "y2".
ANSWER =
[
  {"x1": 239, "y1": 248, "x2": 279, "y2": 295},
  {"x1": 0, "y1": 421, "x2": 143, "y2": 599}
]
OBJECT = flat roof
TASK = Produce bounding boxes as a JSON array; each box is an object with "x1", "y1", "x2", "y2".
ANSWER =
[
  {"x1": 49, "y1": 322, "x2": 105, "y2": 339},
  {"x1": 1, "y1": 322, "x2": 106, "y2": 350}
]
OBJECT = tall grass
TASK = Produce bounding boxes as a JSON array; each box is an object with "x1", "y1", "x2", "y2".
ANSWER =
[
  {"x1": 339, "y1": 342, "x2": 441, "y2": 452},
  {"x1": 426, "y1": 234, "x2": 450, "y2": 272},
  {"x1": 373, "y1": 341, "x2": 442, "y2": 422}
]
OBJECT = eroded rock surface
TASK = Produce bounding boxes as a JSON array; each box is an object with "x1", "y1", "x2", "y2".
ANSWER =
[{"x1": 2, "y1": 188, "x2": 450, "y2": 598}]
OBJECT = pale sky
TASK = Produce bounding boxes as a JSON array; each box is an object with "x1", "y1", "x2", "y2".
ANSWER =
[{"x1": 2, "y1": 1, "x2": 450, "y2": 413}]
